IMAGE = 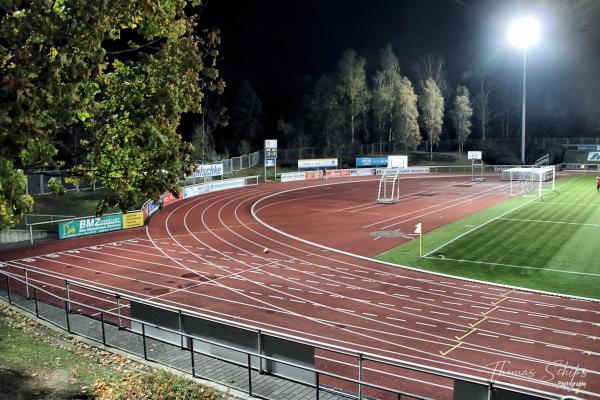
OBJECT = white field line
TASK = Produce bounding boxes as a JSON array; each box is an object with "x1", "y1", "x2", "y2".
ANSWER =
[
  {"x1": 499, "y1": 217, "x2": 600, "y2": 228},
  {"x1": 424, "y1": 174, "x2": 587, "y2": 258},
  {"x1": 423, "y1": 255, "x2": 600, "y2": 277},
  {"x1": 423, "y1": 197, "x2": 537, "y2": 257}
]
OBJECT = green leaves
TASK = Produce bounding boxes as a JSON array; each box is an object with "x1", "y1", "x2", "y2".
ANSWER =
[{"x1": 0, "y1": 0, "x2": 222, "y2": 227}]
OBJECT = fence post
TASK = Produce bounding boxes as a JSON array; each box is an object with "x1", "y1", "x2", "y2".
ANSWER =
[
  {"x1": 247, "y1": 353, "x2": 253, "y2": 396},
  {"x1": 6, "y1": 276, "x2": 11, "y2": 304},
  {"x1": 142, "y1": 323, "x2": 148, "y2": 360},
  {"x1": 64, "y1": 300, "x2": 71, "y2": 333},
  {"x1": 100, "y1": 312, "x2": 106, "y2": 345},
  {"x1": 116, "y1": 294, "x2": 122, "y2": 328},
  {"x1": 178, "y1": 310, "x2": 184, "y2": 349},
  {"x1": 190, "y1": 337, "x2": 196, "y2": 377},
  {"x1": 358, "y1": 353, "x2": 363, "y2": 400},
  {"x1": 65, "y1": 280, "x2": 70, "y2": 311},
  {"x1": 25, "y1": 270, "x2": 30, "y2": 299},
  {"x1": 257, "y1": 330, "x2": 264, "y2": 374},
  {"x1": 29, "y1": 224, "x2": 34, "y2": 245},
  {"x1": 33, "y1": 288, "x2": 39, "y2": 318},
  {"x1": 315, "y1": 371, "x2": 320, "y2": 400}
]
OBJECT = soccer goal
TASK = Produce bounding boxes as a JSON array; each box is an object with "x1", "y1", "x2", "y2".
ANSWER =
[{"x1": 502, "y1": 166, "x2": 556, "y2": 197}]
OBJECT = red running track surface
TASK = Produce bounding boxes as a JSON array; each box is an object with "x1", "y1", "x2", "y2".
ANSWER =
[{"x1": 1, "y1": 175, "x2": 599, "y2": 399}]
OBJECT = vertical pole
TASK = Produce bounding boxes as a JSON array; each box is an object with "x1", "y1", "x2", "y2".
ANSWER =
[
  {"x1": 190, "y1": 337, "x2": 196, "y2": 377},
  {"x1": 315, "y1": 371, "x2": 320, "y2": 400},
  {"x1": 142, "y1": 323, "x2": 148, "y2": 360},
  {"x1": 6, "y1": 276, "x2": 11, "y2": 304},
  {"x1": 419, "y1": 233, "x2": 423, "y2": 258},
  {"x1": 521, "y1": 48, "x2": 527, "y2": 164},
  {"x1": 247, "y1": 353, "x2": 253, "y2": 396},
  {"x1": 40, "y1": 175, "x2": 44, "y2": 195},
  {"x1": 33, "y1": 288, "x2": 39, "y2": 318},
  {"x1": 65, "y1": 300, "x2": 71, "y2": 333},
  {"x1": 358, "y1": 353, "x2": 363, "y2": 400},
  {"x1": 25, "y1": 270, "x2": 30, "y2": 299},
  {"x1": 116, "y1": 295, "x2": 122, "y2": 328},
  {"x1": 100, "y1": 312, "x2": 106, "y2": 345},
  {"x1": 65, "y1": 280, "x2": 70, "y2": 312},
  {"x1": 178, "y1": 310, "x2": 184, "y2": 349},
  {"x1": 257, "y1": 330, "x2": 263, "y2": 374},
  {"x1": 30, "y1": 225, "x2": 33, "y2": 245}
]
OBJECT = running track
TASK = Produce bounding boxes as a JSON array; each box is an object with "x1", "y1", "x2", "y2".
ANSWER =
[{"x1": 1, "y1": 174, "x2": 599, "y2": 399}]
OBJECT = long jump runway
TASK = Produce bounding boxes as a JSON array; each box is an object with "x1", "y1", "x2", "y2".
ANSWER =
[{"x1": 1, "y1": 175, "x2": 599, "y2": 399}]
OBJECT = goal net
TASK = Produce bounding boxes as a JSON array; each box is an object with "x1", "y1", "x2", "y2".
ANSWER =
[{"x1": 501, "y1": 166, "x2": 556, "y2": 197}]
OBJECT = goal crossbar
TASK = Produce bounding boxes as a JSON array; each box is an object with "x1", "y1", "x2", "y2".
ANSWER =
[{"x1": 502, "y1": 166, "x2": 556, "y2": 197}]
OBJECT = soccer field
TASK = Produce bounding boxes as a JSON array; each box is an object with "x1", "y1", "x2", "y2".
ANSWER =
[{"x1": 378, "y1": 175, "x2": 600, "y2": 299}]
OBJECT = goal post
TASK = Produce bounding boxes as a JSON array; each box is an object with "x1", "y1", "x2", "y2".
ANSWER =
[{"x1": 502, "y1": 166, "x2": 556, "y2": 197}]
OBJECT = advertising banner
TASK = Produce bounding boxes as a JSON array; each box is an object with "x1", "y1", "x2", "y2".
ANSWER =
[
  {"x1": 183, "y1": 178, "x2": 245, "y2": 198},
  {"x1": 298, "y1": 158, "x2": 338, "y2": 169},
  {"x1": 123, "y1": 211, "x2": 144, "y2": 229},
  {"x1": 58, "y1": 214, "x2": 123, "y2": 240},
  {"x1": 142, "y1": 200, "x2": 161, "y2": 220},
  {"x1": 191, "y1": 163, "x2": 224, "y2": 178},
  {"x1": 325, "y1": 169, "x2": 351, "y2": 178},
  {"x1": 579, "y1": 145, "x2": 600, "y2": 152},
  {"x1": 161, "y1": 190, "x2": 182, "y2": 206},
  {"x1": 351, "y1": 168, "x2": 376, "y2": 176},
  {"x1": 467, "y1": 151, "x2": 482, "y2": 160},
  {"x1": 356, "y1": 157, "x2": 388, "y2": 167},
  {"x1": 588, "y1": 152, "x2": 600, "y2": 161},
  {"x1": 305, "y1": 170, "x2": 324, "y2": 180},
  {"x1": 280, "y1": 172, "x2": 306, "y2": 182}
]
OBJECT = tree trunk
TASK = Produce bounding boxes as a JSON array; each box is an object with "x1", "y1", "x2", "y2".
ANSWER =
[
  {"x1": 351, "y1": 113, "x2": 355, "y2": 145},
  {"x1": 430, "y1": 136, "x2": 433, "y2": 161}
]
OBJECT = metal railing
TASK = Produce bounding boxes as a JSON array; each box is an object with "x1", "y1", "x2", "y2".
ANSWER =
[{"x1": 0, "y1": 265, "x2": 584, "y2": 400}]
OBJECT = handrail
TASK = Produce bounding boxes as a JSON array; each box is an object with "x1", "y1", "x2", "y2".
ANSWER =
[{"x1": 0, "y1": 264, "x2": 587, "y2": 400}]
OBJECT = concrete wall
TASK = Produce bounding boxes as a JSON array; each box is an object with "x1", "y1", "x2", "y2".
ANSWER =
[{"x1": 0, "y1": 229, "x2": 53, "y2": 246}]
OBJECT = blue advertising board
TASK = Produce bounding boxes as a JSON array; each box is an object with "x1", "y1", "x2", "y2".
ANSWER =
[{"x1": 356, "y1": 156, "x2": 388, "y2": 167}]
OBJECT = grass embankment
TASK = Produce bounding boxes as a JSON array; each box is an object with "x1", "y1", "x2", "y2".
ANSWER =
[
  {"x1": 378, "y1": 175, "x2": 600, "y2": 298},
  {"x1": 0, "y1": 303, "x2": 230, "y2": 400}
]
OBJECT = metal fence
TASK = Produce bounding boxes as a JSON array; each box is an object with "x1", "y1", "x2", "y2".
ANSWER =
[
  {"x1": 220, "y1": 151, "x2": 261, "y2": 175},
  {"x1": 26, "y1": 174, "x2": 104, "y2": 197},
  {"x1": 0, "y1": 265, "x2": 580, "y2": 400}
]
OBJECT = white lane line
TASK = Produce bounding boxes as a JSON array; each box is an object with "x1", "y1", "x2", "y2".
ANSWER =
[
  {"x1": 337, "y1": 308, "x2": 355, "y2": 313},
  {"x1": 520, "y1": 325, "x2": 543, "y2": 331},
  {"x1": 535, "y1": 303, "x2": 556, "y2": 308},
  {"x1": 499, "y1": 309, "x2": 519, "y2": 314},
  {"x1": 385, "y1": 317, "x2": 406, "y2": 322},
  {"x1": 471, "y1": 305, "x2": 489, "y2": 310},
  {"x1": 553, "y1": 330, "x2": 577, "y2": 336},
  {"x1": 489, "y1": 320, "x2": 511, "y2": 326},
  {"x1": 510, "y1": 338, "x2": 535, "y2": 344},
  {"x1": 527, "y1": 313, "x2": 550, "y2": 319},
  {"x1": 363, "y1": 313, "x2": 378, "y2": 317},
  {"x1": 290, "y1": 299, "x2": 306, "y2": 304},
  {"x1": 559, "y1": 318, "x2": 582, "y2": 323},
  {"x1": 459, "y1": 316, "x2": 478, "y2": 321},
  {"x1": 269, "y1": 295, "x2": 284, "y2": 300},
  {"x1": 379, "y1": 303, "x2": 396, "y2": 307},
  {"x1": 250, "y1": 291, "x2": 262, "y2": 296},
  {"x1": 508, "y1": 300, "x2": 527, "y2": 304},
  {"x1": 546, "y1": 344, "x2": 572, "y2": 350},
  {"x1": 403, "y1": 307, "x2": 422, "y2": 312},
  {"x1": 417, "y1": 297, "x2": 435, "y2": 302},
  {"x1": 415, "y1": 322, "x2": 437, "y2": 328},
  {"x1": 478, "y1": 333, "x2": 499, "y2": 338},
  {"x1": 430, "y1": 311, "x2": 450, "y2": 316}
]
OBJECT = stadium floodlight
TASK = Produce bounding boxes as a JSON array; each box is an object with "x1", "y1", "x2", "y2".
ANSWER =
[{"x1": 507, "y1": 16, "x2": 540, "y2": 164}]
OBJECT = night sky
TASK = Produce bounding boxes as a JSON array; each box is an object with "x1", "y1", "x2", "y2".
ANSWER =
[{"x1": 202, "y1": 0, "x2": 600, "y2": 139}]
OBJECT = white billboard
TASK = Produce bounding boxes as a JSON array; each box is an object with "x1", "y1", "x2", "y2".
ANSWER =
[
  {"x1": 468, "y1": 151, "x2": 482, "y2": 160},
  {"x1": 191, "y1": 163, "x2": 224, "y2": 178},
  {"x1": 387, "y1": 155, "x2": 408, "y2": 168},
  {"x1": 280, "y1": 172, "x2": 306, "y2": 182},
  {"x1": 298, "y1": 158, "x2": 338, "y2": 169}
]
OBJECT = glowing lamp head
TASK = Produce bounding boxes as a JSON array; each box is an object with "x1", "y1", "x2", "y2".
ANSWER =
[{"x1": 507, "y1": 16, "x2": 540, "y2": 49}]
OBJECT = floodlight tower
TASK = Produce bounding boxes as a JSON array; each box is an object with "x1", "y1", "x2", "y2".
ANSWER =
[{"x1": 507, "y1": 16, "x2": 540, "y2": 164}]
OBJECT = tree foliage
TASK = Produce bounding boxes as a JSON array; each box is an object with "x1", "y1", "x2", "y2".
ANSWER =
[
  {"x1": 230, "y1": 80, "x2": 263, "y2": 150},
  {"x1": 372, "y1": 45, "x2": 400, "y2": 143},
  {"x1": 336, "y1": 49, "x2": 370, "y2": 145},
  {"x1": 0, "y1": 0, "x2": 223, "y2": 228},
  {"x1": 451, "y1": 85, "x2": 473, "y2": 157},
  {"x1": 308, "y1": 75, "x2": 344, "y2": 149},
  {"x1": 419, "y1": 78, "x2": 445, "y2": 161},
  {"x1": 394, "y1": 77, "x2": 421, "y2": 151}
]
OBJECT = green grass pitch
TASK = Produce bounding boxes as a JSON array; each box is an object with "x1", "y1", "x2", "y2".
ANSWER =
[{"x1": 378, "y1": 175, "x2": 600, "y2": 299}]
